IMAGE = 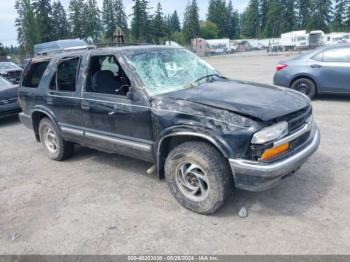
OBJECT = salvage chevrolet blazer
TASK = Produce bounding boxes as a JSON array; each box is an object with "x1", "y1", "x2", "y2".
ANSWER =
[{"x1": 19, "y1": 46, "x2": 320, "y2": 214}]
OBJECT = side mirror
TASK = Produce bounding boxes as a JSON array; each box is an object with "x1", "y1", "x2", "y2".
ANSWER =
[{"x1": 127, "y1": 86, "x2": 142, "y2": 101}]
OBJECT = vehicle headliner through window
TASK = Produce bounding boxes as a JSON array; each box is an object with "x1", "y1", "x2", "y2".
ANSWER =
[{"x1": 124, "y1": 48, "x2": 218, "y2": 96}]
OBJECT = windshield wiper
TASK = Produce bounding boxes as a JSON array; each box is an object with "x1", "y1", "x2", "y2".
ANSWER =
[
  {"x1": 193, "y1": 74, "x2": 227, "y2": 84},
  {"x1": 185, "y1": 74, "x2": 227, "y2": 89}
]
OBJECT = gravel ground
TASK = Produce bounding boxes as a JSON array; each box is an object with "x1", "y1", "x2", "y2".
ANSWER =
[{"x1": 1, "y1": 54, "x2": 350, "y2": 255}]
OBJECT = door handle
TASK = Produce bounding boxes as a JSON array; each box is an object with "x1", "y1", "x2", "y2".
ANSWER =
[
  {"x1": 81, "y1": 100, "x2": 90, "y2": 110},
  {"x1": 311, "y1": 64, "x2": 322, "y2": 68}
]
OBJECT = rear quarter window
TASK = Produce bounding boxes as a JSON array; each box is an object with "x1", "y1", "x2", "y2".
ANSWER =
[
  {"x1": 22, "y1": 60, "x2": 50, "y2": 88},
  {"x1": 323, "y1": 47, "x2": 350, "y2": 63}
]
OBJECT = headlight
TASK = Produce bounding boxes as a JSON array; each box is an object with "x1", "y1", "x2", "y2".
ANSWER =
[{"x1": 252, "y1": 121, "x2": 289, "y2": 144}]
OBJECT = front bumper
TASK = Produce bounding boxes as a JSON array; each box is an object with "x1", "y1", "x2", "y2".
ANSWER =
[{"x1": 229, "y1": 124, "x2": 320, "y2": 191}]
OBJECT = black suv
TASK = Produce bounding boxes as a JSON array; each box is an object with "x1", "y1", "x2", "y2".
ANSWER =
[{"x1": 19, "y1": 46, "x2": 320, "y2": 214}]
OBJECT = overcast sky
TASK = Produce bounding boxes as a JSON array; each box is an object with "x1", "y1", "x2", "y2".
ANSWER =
[{"x1": 0, "y1": 0, "x2": 249, "y2": 47}]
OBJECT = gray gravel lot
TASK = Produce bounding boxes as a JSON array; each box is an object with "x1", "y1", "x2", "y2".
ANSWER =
[{"x1": 1, "y1": 54, "x2": 350, "y2": 255}]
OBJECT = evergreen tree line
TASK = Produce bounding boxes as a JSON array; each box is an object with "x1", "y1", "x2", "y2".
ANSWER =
[
  {"x1": 14, "y1": 0, "x2": 350, "y2": 56},
  {"x1": 241, "y1": 0, "x2": 350, "y2": 38}
]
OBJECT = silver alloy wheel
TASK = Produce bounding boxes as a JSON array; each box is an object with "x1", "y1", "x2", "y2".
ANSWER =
[
  {"x1": 175, "y1": 162, "x2": 210, "y2": 202},
  {"x1": 43, "y1": 125, "x2": 59, "y2": 154}
]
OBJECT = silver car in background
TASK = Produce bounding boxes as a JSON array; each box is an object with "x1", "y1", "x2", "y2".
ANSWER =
[{"x1": 273, "y1": 44, "x2": 350, "y2": 99}]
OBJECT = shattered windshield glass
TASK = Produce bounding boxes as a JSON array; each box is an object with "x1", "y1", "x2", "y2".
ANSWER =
[{"x1": 125, "y1": 48, "x2": 218, "y2": 96}]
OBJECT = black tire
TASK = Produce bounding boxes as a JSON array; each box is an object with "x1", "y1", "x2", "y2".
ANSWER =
[
  {"x1": 291, "y1": 78, "x2": 316, "y2": 99},
  {"x1": 164, "y1": 141, "x2": 232, "y2": 215},
  {"x1": 38, "y1": 118, "x2": 74, "y2": 161}
]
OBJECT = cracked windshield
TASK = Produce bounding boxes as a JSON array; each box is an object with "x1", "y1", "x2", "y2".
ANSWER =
[{"x1": 125, "y1": 48, "x2": 218, "y2": 96}]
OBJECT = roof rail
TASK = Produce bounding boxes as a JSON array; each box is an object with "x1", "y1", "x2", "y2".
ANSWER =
[
  {"x1": 37, "y1": 45, "x2": 96, "y2": 56},
  {"x1": 95, "y1": 42, "x2": 155, "y2": 48}
]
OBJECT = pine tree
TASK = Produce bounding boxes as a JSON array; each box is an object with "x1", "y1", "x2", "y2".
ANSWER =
[
  {"x1": 346, "y1": 4, "x2": 350, "y2": 29},
  {"x1": 262, "y1": 0, "x2": 283, "y2": 37},
  {"x1": 83, "y1": 0, "x2": 102, "y2": 42},
  {"x1": 260, "y1": 0, "x2": 269, "y2": 34},
  {"x1": 114, "y1": 0, "x2": 128, "y2": 37},
  {"x1": 226, "y1": 0, "x2": 239, "y2": 39},
  {"x1": 207, "y1": 0, "x2": 227, "y2": 37},
  {"x1": 297, "y1": 0, "x2": 312, "y2": 29},
  {"x1": 130, "y1": 0, "x2": 151, "y2": 42},
  {"x1": 307, "y1": 0, "x2": 333, "y2": 32},
  {"x1": 281, "y1": 0, "x2": 297, "y2": 33},
  {"x1": 332, "y1": 0, "x2": 347, "y2": 31},
  {"x1": 169, "y1": 11, "x2": 181, "y2": 33},
  {"x1": 102, "y1": 0, "x2": 116, "y2": 40},
  {"x1": 183, "y1": 0, "x2": 200, "y2": 43},
  {"x1": 102, "y1": 0, "x2": 128, "y2": 41},
  {"x1": 15, "y1": 0, "x2": 40, "y2": 56},
  {"x1": 0, "y1": 43, "x2": 7, "y2": 58},
  {"x1": 151, "y1": 2, "x2": 166, "y2": 44},
  {"x1": 33, "y1": 0, "x2": 53, "y2": 42},
  {"x1": 69, "y1": 0, "x2": 85, "y2": 39},
  {"x1": 51, "y1": 1, "x2": 70, "y2": 40},
  {"x1": 241, "y1": 0, "x2": 260, "y2": 38}
]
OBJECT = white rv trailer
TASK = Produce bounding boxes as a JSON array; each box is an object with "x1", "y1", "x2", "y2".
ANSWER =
[
  {"x1": 325, "y1": 32, "x2": 346, "y2": 45},
  {"x1": 280, "y1": 30, "x2": 309, "y2": 50},
  {"x1": 309, "y1": 30, "x2": 325, "y2": 47}
]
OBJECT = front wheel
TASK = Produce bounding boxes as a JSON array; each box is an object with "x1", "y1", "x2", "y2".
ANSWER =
[
  {"x1": 39, "y1": 118, "x2": 74, "y2": 161},
  {"x1": 165, "y1": 142, "x2": 232, "y2": 215},
  {"x1": 291, "y1": 78, "x2": 316, "y2": 99}
]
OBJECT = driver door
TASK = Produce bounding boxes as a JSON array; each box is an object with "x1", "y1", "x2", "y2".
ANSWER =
[{"x1": 81, "y1": 52, "x2": 154, "y2": 162}]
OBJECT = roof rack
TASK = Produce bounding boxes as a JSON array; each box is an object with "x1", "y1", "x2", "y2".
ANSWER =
[
  {"x1": 95, "y1": 42, "x2": 156, "y2": 48},
  {"x1": 37, "y1": 45, "x2": 96, "y2": 56}
]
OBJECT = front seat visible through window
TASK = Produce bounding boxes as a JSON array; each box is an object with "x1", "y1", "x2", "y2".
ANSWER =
[{"x1": 92, "y1": 70, "x2": 121, "y2": 94}]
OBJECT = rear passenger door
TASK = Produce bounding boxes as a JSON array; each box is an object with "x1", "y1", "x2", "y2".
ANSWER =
[
  {"x1": 47, "y1": 56, "x2": 83, "y2": 131},
  {"x1": 312, "y1": 47, "x2": 350, "y2": 93}
]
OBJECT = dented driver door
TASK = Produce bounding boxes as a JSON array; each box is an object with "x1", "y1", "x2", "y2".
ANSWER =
[{"x1": 80, "y1": 52, "x2": 154, "y2": 162}]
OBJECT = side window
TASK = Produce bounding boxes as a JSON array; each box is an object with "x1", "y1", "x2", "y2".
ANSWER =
[
  {"x1": 86, "y1": 55, "x2": 130, "y2": 96},
  {"x1": 22, "y1": 60, "x2": 50, "y2": 88},
  {"x1": 50, "y1": 57, "x2": 80, "y2": 92},
  {"x1": 323, "y1": 48, "x2": 350, "y2": 63}
]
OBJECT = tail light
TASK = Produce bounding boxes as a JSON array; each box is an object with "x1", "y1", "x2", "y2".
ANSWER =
[{"x1": 276, "y1": 64, "x2": 288, "y2": 71}]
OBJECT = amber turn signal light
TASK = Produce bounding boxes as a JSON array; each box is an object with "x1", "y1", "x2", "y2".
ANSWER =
[{"x1": 261, "y1": 143, "x2": 289, "y2": 161}]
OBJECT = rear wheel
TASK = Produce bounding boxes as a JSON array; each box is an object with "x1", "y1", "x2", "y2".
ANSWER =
[
  {"x1": 165, "y1": 141, "x2": 232, "y2": 215},
  {"x1": 39, "y1": 118, "x2": 74, "y2": 161},
  {"x1": 291, "y1": 78, "x2": 316, "y2": 99}
]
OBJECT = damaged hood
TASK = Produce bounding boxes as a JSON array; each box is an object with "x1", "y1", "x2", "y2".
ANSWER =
[{"x1": 158, "y1": 80, "x2": 310, "y2": 121}]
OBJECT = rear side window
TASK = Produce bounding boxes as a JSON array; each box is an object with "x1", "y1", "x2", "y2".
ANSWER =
[
  {"x1": 323, "y1": 48, "x2": 350, "y2": 63},
  {"x1": 50, "y1": 57, "x2": 80, "y2": 92},
  {"x1": 22, "y1": 61, "x2": 50, "y2": 88}
]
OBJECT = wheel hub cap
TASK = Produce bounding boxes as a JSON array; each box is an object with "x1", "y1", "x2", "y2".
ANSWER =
[
  {"x1": 175, "y1": 162, "x2": 210, "y2": 202},
  {"x1": 297, "y1": 83, "x2": 310, "y2": 95},
  {"x1": 43, "y1": 126, "x2": 58, "y2": 153}
]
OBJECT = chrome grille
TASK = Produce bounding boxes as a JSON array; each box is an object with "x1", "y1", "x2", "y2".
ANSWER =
[{"x1": 288, "y1": 107, "x2": 312, "y2": 133}]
